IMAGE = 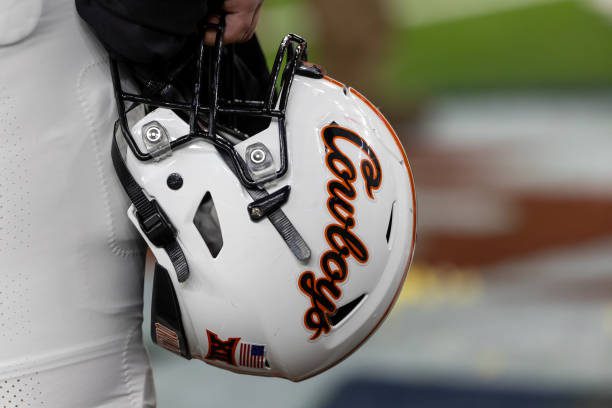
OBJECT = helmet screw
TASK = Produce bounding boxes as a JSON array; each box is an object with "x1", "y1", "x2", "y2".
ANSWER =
[
  {"x1": 144, "y1": 124, "x2": 163, "y2": 144},
  {"x1": 251, "y1": 207, "x2": 263, "y2": 218},
  {"x1": 167, "y1": 173, "x2": 183, "y2": 190},
  {"x1": 250, "y1": 148, "x2": 267, "y2": 164}
]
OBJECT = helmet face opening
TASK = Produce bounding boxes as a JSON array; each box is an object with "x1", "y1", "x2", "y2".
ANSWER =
[
  {"x1": 110, "y1": 17, "x2": 416, "y2": 382},
  {"x1": 110, "y1": 19, "x2": 315, "y2": 190}
]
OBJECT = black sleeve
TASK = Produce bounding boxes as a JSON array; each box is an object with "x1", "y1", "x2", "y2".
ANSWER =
[{"x1": 75, "y1": 0, "x2": 212, "y2": 64}]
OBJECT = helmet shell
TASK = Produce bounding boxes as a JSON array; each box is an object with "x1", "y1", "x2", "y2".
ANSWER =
[{"x1": 126, "y1": 74, "x2": 416, "y2": 381}]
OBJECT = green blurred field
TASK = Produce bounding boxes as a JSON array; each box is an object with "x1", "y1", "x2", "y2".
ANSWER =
[{"x1": 259, "y1": 0, "x2": 612, "y2": 98}]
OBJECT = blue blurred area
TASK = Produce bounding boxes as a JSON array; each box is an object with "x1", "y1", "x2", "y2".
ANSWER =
[{"x1": 320, "y1": 378, "x2": 611, "y2": 408}]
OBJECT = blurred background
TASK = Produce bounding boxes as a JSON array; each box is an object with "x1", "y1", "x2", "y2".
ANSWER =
[{"x1": 146, "y1": 0, "x2": 612, "y2": 406}]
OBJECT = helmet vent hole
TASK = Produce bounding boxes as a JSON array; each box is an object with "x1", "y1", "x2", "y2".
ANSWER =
[
  {"x1": 193, "y1": 192, "x2": 224, "y2": 258},
  {"x1": 329, "y1": 294, "x2": 366, "y2": 327},
  {"x1": 385, "y1": 202, "x2": 396, "y2": 243}
]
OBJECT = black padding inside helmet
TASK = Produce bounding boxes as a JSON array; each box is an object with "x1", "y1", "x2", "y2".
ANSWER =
[{"x1": 151, "y1": 263, "x2": 191, "y2": 359}]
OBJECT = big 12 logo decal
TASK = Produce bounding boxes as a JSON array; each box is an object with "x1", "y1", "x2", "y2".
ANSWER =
[{"x1": 298, "y1": 124, "x2": 382, "y2": 340}]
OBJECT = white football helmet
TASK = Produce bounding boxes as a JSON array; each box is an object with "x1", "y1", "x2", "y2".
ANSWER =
[{"x1": 110, "y1": 22, "x2": 416, "y2": 381}]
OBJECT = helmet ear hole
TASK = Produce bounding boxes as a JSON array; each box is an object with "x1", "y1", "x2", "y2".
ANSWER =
[
  {"x1": 151, "y1": 263, "x2": 191, "y2": 359},
  {"x1": 193, "y1": 192, "x2": 223, "y2": 258}
]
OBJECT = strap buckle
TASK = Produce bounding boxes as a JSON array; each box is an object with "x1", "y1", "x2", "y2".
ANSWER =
[{"x1": 137, "y1": 200, "x2": 176, "y2": 247}]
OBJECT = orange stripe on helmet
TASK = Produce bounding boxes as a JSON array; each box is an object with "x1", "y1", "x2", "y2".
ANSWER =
[{"x1": 323, "y1": 75, "x2": 345, "y2": 89}]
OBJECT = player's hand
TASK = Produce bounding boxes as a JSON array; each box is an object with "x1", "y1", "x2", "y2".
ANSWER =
[{"x1": 205, "y1": 0, "x2": 263, "y2": 45}]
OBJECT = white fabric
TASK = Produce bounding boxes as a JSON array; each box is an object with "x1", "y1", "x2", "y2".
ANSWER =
[
  {"x1": 0, "y1": 0, "x2": 42, "y2": 45},
  {"x1": 0, "y1": 0, "x2": 155, "y2": 406}
]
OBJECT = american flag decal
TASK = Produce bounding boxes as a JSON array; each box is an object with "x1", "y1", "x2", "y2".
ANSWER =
[
  {"x1": 239, "y1": 342, "x2": 266, "y2": 369},
  {"x1": 154, "y1": 322, "x2": 181, "y2": 354}
]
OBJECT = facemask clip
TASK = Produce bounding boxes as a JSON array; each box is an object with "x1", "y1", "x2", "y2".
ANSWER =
[
  {"x1": 245, "y1": 143, "x2": 276, "y2": 184},
  {"x1": 142, "y1": 121, "x2": 172, "y2": 160}
]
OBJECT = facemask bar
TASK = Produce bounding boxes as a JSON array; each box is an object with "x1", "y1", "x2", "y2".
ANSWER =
[{"x1": 110, "y1": 18, "x2": 308, "y2": 189}]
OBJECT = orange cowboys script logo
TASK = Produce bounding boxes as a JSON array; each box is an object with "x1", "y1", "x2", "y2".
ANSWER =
[{"x1": 298, "y1": 124, "x2": 382, "y2": 340}]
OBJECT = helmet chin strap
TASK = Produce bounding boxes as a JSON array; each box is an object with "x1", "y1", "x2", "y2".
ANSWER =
[
  {"x1": 217, "y1": 149, "x2": 311, "y2": 263},
  {"x1": 111, "y1": 126, "x2": 190, "y2": 282}
]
